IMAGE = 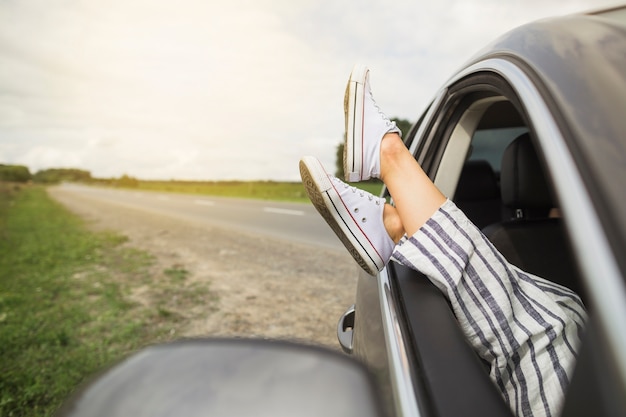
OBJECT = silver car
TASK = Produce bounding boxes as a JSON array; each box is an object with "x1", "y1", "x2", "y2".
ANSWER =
[{"x1": 337, "y1": 5, "x2": 626, "y2": 417}]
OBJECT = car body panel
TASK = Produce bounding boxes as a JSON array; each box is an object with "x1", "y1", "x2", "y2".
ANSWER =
[{"x1": 478, "y1": 16, "x2": 626, "y2": 264}]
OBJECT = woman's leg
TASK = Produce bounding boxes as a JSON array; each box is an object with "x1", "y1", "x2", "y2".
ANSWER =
[{"x1": 378, "y1": 132, "x2": 446, "y2": 236}]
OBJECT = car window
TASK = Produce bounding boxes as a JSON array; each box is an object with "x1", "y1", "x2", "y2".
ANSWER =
[
  {"x1": 469, "y1": 127, "x2": 528, "y2": 173},
  {"x1": 432, "y1": 96, "x2": 525, "y2": 197}
]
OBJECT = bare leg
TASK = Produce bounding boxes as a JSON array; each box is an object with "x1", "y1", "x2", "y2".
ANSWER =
[
  {"x1": 380, "y1": 133, "x2": 446, "y2": 236},
  {"x1": 383, "y1": 204, "x2": 405, "y2": 243}
]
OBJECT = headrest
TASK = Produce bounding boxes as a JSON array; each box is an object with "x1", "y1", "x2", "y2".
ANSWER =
[
  {"x1": 500, "y1": 133, "x2": 553, "y2": 209},
  {"x1": 455, "y1": 160, "x2": 499, "y2": 201}
]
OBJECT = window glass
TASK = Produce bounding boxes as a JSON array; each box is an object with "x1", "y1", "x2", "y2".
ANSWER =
[{"x1": 469, "y1": 127, "x2": 528, "y2": 172}]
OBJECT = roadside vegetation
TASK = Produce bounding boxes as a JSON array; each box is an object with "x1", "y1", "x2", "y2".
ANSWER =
[
  {"x1": 0, "y1": 183, "x2": 217, "y2": 416},
  {"x1": 0, "y1": 164, "x2": 384, "y2": 202},
  {"x1": 99, "y1": 178, "x2": 384, "y2": 202}
]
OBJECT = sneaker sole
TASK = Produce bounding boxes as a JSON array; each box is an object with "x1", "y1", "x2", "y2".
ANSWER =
[
  {"x1": 300, "y1": 156, "x2": 383, "y2": 275},
  {"x1": 343, "y1": 65, "x2": 368, "y2": 183}
]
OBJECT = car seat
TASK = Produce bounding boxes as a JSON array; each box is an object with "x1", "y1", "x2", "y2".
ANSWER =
[
  {"x1": 454, "y1": 159, "x2": 502, "y2": 230},
  {"x1": 482, "y1": 133, "x2": 583, "y2": 297}
]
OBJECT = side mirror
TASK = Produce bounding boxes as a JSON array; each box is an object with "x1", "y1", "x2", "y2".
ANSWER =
[{"x1": 56, "y1": 338, "x2": 386, "y2": 417}]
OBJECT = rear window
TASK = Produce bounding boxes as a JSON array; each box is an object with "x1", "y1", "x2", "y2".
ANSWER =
[{"x1": 469, "y1": 127, "x2": 528, "y2": 172}]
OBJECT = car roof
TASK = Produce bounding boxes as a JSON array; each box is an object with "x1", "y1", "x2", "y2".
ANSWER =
[{"x1": 470, "y1": 9, "x2": 626, "y2": 273}]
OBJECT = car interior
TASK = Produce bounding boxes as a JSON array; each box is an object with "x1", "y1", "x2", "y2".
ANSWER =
[
  {"x1": 459, "y1": 130, "x2": 584, "y2": 298},
  {"x1": 387, "y1": 96, "x2": 595, "y2": 416}
]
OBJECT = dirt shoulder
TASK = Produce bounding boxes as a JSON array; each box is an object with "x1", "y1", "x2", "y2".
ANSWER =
[{"x1": 48, "y1": 186, "x2": 357, "y2": 349}]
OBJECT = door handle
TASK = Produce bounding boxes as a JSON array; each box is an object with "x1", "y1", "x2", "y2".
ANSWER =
[{"x1": 337, "y1": 304, "x2": 355, "y2": 354}]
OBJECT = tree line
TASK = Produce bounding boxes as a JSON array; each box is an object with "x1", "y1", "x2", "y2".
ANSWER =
[
  {"x1": 0, "y1": 165, "x2": 94, "y2": 184},
  {"x1": 0, "y1": 165, "x2": 161, "y2": 188}
]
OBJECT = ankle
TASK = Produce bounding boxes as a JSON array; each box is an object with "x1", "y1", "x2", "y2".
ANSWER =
[
  {"x1": 379, "y1": 133, "x2": 405, "y2": 182},
  {"x1": 383, "y1": 204, "x2": 405, "y2": 244}
]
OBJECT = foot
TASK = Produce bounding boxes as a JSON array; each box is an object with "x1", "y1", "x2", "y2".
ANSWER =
[
  {"x1": 299, "y1": 156, "x2": 395, "y2": 275},
  {"x1": 344, "y1": 64, "x2": 401, "y2": 182}
]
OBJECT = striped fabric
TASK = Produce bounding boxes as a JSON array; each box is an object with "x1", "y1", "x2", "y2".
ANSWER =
[{"x1": 391, "y1": 199, "x2": 586, "y2": 417}]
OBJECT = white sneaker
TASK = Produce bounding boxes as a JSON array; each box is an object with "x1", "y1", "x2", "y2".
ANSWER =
[
  {"x1": 299, "y1": 156, "x2": 395, "y2": 275},
  {"x1": 344, "y1": 64, "x2": 401, "y2": 182}
]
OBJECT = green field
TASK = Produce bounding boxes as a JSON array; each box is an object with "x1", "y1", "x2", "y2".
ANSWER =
[
  {"x1": 96, "y1": 179, "x2": 384, "y2": 202},
  {"x1": 0, "y1": 183, "x2": 215, "y2": 416}
]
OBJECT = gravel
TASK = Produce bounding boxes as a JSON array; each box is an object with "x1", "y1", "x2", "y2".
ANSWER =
[{"x1": 48, "y1": 186, "x2": 358, "y2": 350}]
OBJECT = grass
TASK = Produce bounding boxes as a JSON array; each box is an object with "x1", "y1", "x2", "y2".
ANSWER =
[
  {"x1": 163, "y1": 264, "x2": 189, "y2": 283},
  {"x1": 97, "y1": 179, "x2": 384, "y2": 202},
  {"x1": 0, "y1": 183, "x2": 216, "y2": 417}
]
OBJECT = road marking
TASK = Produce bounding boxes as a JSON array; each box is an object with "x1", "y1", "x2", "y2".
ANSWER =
[
  {"x1": 263, "y1": 207, "x2": 305, "y2": 216},
  {"x1": 194, "y1": 199, "x2": 216, "y2": 206}
]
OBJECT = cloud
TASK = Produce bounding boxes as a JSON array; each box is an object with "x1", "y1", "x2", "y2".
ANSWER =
[{"x1": 0, "y1": 0, "x2": 620, "y2": 180}]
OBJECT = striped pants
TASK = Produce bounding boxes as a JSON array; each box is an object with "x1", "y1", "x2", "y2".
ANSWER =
[{"x1": 391, "y1": 200, "x2": 586, "y2": 417}]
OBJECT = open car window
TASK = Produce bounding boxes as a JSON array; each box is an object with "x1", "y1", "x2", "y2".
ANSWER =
[{"x1": 392, "y1": 73, "x2": 592, "y2": 416}]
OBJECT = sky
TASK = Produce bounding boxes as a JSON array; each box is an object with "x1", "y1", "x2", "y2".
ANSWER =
[{"x1": 0, "y1": 0, "x2": 621, "y2": 181}]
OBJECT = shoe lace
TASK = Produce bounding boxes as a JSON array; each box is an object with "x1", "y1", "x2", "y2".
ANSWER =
[
  {"x1": 367, "y1": 83, "x2": 394, "y2": 128},
  {"x1": 337, "y1": 179, "x2": 380, "y2": 205}
]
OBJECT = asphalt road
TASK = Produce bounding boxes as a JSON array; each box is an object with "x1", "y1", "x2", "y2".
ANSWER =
[{"x1": 57, "y1": 183, "x2": 344, "y2": 250}]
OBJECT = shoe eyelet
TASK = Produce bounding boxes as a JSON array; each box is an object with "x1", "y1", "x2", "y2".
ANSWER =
[
  {"x1": 362, "y1": 217, "x2": 367, "y2": 223},
  {"x1": 354, "y1": 208, "x2": 359, "y2": 213}
]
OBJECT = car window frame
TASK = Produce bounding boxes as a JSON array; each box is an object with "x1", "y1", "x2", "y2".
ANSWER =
[{"x1": 383, "y1": 72, "x2": 534, "y2": 417}]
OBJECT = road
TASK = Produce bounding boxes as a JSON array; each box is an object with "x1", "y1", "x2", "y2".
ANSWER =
[
  {"x1": 56, "y1": 183, "x2": 343, "y2": 250},
  {"x1": 49, "y1": 183, "x2": 358, "y2": 347}
]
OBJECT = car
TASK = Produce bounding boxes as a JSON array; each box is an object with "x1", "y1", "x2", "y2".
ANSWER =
[{"x1": 336, "y1": 5, "x2": 626, "y2": 417}]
